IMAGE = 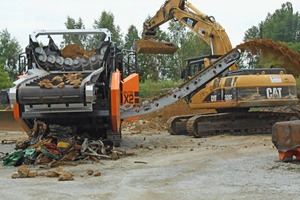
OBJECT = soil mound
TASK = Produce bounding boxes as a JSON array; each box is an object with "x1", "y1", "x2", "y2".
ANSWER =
[
  {"x1": 236, "y1": 39, "x2": 300, "y2": 75},
  {"x1": 122, "y1": 99, "x2": 214, "y2": 133}
]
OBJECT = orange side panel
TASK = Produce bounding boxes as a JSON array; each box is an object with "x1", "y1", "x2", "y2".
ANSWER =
[
  {"x1": 110, "y1": 70, "x2": 121, "y2": 133},
  {"x1": 13, "y1": 103, "x2": 31, "y2": 134},
  {"x1": 121, "y1": 73, "x2": 140, "y2": 121},
  {"x1": 122, "y1": 73, "x2": 139, "y2": 105}
]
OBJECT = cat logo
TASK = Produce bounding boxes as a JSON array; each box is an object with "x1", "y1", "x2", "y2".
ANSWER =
[{"x1": 266, "y1": 88, "x2": 282, "y2": 98}]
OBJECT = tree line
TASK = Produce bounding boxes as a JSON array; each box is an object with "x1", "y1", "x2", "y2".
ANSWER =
[{"x1": 0, "y1": 2, "x2": 299, "y2": 90}]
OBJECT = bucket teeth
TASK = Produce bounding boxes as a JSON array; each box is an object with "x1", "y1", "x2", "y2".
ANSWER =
[{"x1": 135, "y1": 39, "x2": 177, "y2": 54}]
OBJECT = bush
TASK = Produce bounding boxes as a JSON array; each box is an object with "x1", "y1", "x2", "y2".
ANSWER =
[{"x1": 139, "y1": 79, "x2": 183, "y2": 98}]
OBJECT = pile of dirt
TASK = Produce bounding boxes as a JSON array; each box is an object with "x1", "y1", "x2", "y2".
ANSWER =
[
  {"x1": 60, "y1": 44, "x2": 96, "y2": 59},
  {"x1": 122, "y1": 99, "x2": 214, "y2": 133},
  {"x1": 236, "y1": 39, "x2": 300, "y2": 75}
]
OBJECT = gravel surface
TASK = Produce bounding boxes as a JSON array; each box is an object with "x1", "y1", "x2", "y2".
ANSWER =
[{"x1": 0, "y1": 131, "x2": 299, "y2": 200}]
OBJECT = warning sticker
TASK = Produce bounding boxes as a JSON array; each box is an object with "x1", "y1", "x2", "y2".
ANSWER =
[{"x1": 270, "y1": 76, "x2": 282, "y2": 83}]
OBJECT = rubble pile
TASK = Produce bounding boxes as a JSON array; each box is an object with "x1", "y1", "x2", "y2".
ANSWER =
[
  {"x1": 39, "y1": 73, "x2": 83, "y2": 89},
  {"x1": 0, "y1": 120, "x2": 125, "y2": 170},
  {"x1": 122, "y1": 99, "x2": 214, "y2": 133},
  {"x1": 11, "y1": 165, "x2": 75, "y2": 181},
  {"x1": 9, "y1": 164, "x2": 103, "y2": 181}
]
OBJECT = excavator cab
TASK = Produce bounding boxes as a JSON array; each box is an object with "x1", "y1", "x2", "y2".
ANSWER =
[{"x1": 181, "y1": 55, "x2": 222, "y2": 79}]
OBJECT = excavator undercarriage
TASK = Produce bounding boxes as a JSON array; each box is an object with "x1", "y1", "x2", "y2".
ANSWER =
[{"x1": 167, "y1": 110, "x2": 300, "y2": 137}]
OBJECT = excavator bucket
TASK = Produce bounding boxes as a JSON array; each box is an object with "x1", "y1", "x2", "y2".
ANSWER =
[
  {"x1": 135, "y1": 39, "x2": 178, "y2": 54},
  {"x1": 0, "y1": 110, "x2": 23, "y2": 132}
]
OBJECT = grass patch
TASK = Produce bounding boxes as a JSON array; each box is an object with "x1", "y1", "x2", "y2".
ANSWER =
[{"x1": 139, "y1": 79, "x2": 183, "y2": 98}]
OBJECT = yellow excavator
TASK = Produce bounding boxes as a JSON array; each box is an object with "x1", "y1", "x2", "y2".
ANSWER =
[{"x1": 136, "y1": 0, "x2": 299, "y2": 137}]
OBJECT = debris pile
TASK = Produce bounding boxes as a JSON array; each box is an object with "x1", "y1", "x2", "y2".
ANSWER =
[
  {"x1": 0, "y1": 120, "x2": 123, "y2": 169},
  {"x1": 10, "y1": 165, "x2": 76, "y2": 181}
]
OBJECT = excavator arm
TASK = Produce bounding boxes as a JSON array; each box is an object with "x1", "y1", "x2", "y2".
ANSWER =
[{"x1": 137, "y1": 0, "x2": 232, "y2": 55}]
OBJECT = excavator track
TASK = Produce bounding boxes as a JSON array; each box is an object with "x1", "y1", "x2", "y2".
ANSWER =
[
  {"x1": 168, "y1": 111, "x2": 299, "y2": 137},
  {"x1": 167, "y1": 114, "x2": 195, "y2": 135}
]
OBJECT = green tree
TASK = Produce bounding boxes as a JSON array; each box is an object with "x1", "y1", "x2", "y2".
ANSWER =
[
  {"x1": 63, "y1": 16, "x2": 87, "y2": 47},
  {"x1": 243, "y1": 25, "x2": 261, "y2": 41},
  {"x1": 244, "y1": 2, "x2": 300, "y2": 43},
  {"x1": 124, "y1": 25, "x2": 140, "y2": 50},
  {"x1": 244, "y1": 2, "x2": 300, "y2": 42},
  {"x1": 167, "y1": 21, "x2": 210, "y2": 79},
  {"x1": 0, "y1": 64, "x2": 12, "y2": 90},
  {"x1": 262, "y1": 2, "x2": 300, "y2": 42},
  {"x1": 242, "y1": 2, "x2": 300, "y2": 69},
  {"x1": 93, "y1": 11, "x2": 123, "y2": 47},
  {"x1": 65, "y1": 16, "x2": 85, "y2": 29},
  {"x1": 0, "y1": 29, "x2": 22, "y2": 80}
]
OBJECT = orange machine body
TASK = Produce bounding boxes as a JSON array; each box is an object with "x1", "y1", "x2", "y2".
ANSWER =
[{"x1": 110, "y1": 71, "x2": 140, "y2": 133}]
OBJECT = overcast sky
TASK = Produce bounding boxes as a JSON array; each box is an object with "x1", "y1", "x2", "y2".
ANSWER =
[{"x1": 1, "y1": 0, "x2": 299, "y2": 50}]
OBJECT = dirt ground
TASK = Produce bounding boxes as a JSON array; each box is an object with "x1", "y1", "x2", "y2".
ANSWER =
[
  {"x1": 0, "y1": 131, "x2": 299, "y2": 200},
  {"x1": 0, "y1": 101, "x2": 300, "y2": 200}
]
